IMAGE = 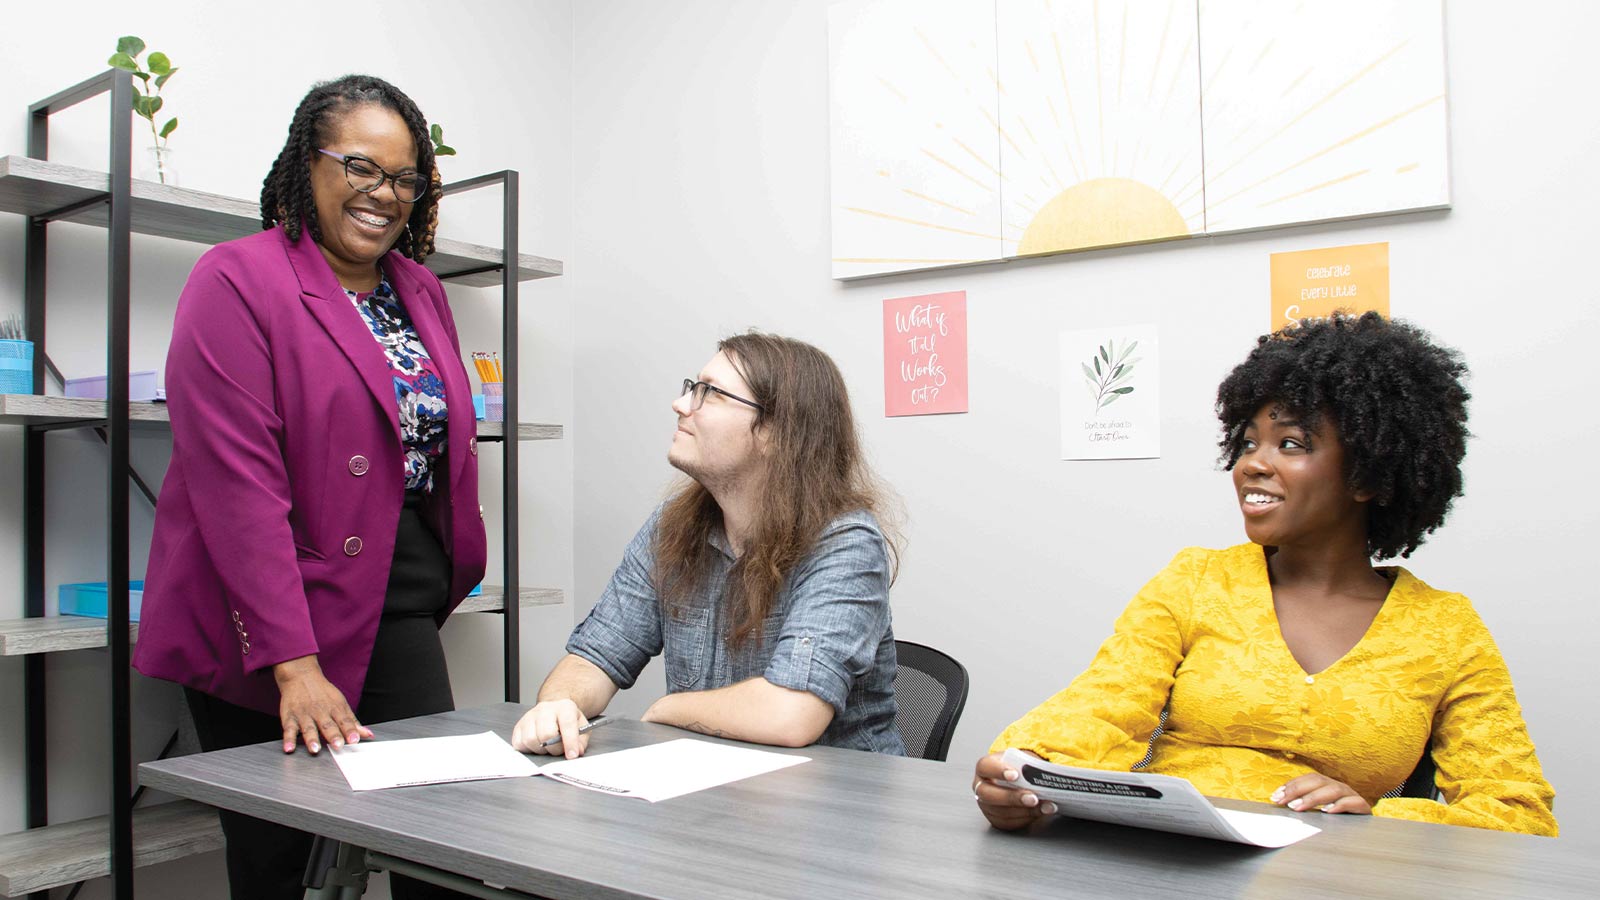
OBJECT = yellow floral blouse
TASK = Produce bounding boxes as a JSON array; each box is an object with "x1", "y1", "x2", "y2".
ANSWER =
[{"x1": 991, "y1": 544, "x2": 1557, "y2": 836}]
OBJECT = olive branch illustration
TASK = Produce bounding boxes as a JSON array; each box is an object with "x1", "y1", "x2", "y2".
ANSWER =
[{"x1": 1081, "y1": 339, "x2": 1139, "y2": 415}]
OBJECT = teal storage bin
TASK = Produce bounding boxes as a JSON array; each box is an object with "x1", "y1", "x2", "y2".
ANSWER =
[
  {"x1": 0, "y1": 339, "x2": 31, "y2": 394},
  {"x1": 59, "y1": 581, "x2": 145, "y2": 621}
]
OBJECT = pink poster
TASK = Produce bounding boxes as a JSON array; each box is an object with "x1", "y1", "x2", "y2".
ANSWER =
[{"x1": 883, "y1": 291, "x2": 968, "y2": 417}]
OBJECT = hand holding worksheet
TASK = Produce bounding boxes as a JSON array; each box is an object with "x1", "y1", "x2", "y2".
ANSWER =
[{"x1": 1000, "y1": 749, "x2": 1321, "y2": 848}]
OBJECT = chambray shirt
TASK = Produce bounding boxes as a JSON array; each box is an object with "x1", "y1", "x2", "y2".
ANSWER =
[{"x1": 568, "y1": 508, "x2": 905, "y2": 755}]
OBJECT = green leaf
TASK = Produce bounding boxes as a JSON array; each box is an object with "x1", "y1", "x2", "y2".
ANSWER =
[
  {"x1": 1080, "y1": 362, "x2": 1096, "y2": 383},
  {"x1": 1093, "y1": 356, "x2": 1102, "y2": 376},
  {"x1": 147, "y1": 95, "x2": 163, "y2": 115},
  {"x1": 132, "y1": 71, "x2": 150, "y2": 83},
  {"x1": 1103, "y1": 392, "x2": 1126, "y2": 407},
  {"x1": 1116, "y1": 340, "x2": 1139, "y2": 364},
  {"x1": 116, "y1": 36, "x2": 146, "y2": 58},
  {"x1": 147, "y1": 52, "x2": 171, "y2": 75},
  {"x1": 132, "y1": 95, "x2": 155, "y2": 119},
  {"x1": 160, "y1": 117, "x2": 178, "y2": 138},
  {"x1": 155, "y1": 68, "x2": 178, "y2": 89},
  {"x1": 1099, "y1": 344, "x2": 1109, "y2": 363},
  {"x1": 108, "y1": 52, "x2": 140, "y2": 72},
  {"x1": 430, "y1": 123, "x2": 443, "y2": 142},
  {"x1": 1111, "y1": 364, "x2": 1124, "y2": 379},
  {"x1": 1111, "y1": 386, "x2": 1134, "y2": 394},
  {"x1": 434, "y1": 144, "x2": 456, "y2": 156}
]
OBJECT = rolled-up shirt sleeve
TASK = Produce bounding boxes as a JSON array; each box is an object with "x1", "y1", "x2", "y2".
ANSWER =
[
  {"x1": 764, "y1": 518, "x2": 892, "y2": 715},
  {"x1": 566, "y1": 513, "x2": 664, "y2": 689}
]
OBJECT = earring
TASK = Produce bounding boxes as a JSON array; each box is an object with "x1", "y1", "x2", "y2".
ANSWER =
[{"x1": 405, "y1": 222, "x2": 415, "y2": 250}]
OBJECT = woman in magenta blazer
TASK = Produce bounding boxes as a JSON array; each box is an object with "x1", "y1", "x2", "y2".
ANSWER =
[{"x1": 134, "y1": 75, "x2": 485, "y2": 900}]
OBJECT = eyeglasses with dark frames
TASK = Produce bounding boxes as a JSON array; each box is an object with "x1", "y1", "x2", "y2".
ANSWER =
[
  {"x1": 681, "y1": 378, "x2": 764, "y2": 413},
  {"x1": 317, "y1": 149, "x2": 429, "y2": 203}
]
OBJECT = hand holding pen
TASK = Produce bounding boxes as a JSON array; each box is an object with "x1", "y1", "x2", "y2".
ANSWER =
[{"x1": 510, "y1": 699, "x2": 613, "y2": 759}]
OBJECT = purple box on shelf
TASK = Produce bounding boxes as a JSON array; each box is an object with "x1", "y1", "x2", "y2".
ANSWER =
[
  {"x1": 64, "y1": 370, "x2": 160, "y2": 402},
  {"x1": 59, "y1": 581, "x2": 146, "y2": 621}
]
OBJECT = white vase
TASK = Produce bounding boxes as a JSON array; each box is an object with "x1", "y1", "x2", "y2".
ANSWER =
[{"x1": 140, "y1": 146, "x2": 178, "y2": 186}]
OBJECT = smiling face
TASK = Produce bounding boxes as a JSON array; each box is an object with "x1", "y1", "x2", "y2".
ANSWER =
[
  {"x1": 1232, "y1": 403, "x2": 1373, "y2": 551},
  {"x1": 668, "y1": 351, "x2": 765, "y2": 491},
  {"x1": 310, "y1": 103, "x2": 417, "y2": 289}
]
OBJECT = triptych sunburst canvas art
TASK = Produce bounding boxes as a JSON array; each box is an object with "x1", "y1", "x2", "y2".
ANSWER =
[{"x1": 828, "y1": 0, "x2": 1449, "y2": 279}]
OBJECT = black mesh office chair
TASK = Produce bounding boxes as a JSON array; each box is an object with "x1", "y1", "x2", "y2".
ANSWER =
[
  {"x1": 893, "y1": 640, "x2": 970, "y2": 761},
  {"x1": 1387, "y1": 748, "x2": 1439, "y2": 801}
]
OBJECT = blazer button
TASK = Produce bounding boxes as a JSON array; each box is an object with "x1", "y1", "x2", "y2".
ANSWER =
[
  {"x1": 468, "y1": 437, "x2": 478, "y2": 457},
  {"x1": 344, "y1": 536, "x2": 363, "y2": 556},
  {"x1": 348, "y1": 455, "x2": 370, "y2": 476}
]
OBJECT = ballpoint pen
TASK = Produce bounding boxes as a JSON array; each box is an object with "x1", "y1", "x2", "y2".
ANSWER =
[{"x1": 539, "y1": 715, "x2": 618, "y2": 748}]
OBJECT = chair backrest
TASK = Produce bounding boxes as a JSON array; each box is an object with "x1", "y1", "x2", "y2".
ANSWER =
[
  {"x1": 893, "y1": 640, "x2": 970, "y2": 761},
  {"x1": 1388, "y1": 748, "x2": 1439, "y2": 801}
]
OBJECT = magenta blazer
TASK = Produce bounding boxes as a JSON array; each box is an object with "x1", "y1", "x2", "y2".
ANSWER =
[{"x1": 133, "y1": 226, "x2": 487, "y2": 715}]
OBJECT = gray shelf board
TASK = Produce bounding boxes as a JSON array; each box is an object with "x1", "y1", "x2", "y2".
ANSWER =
[
  {"x1": 0, "y1": 155, "x2": 562, "y2": 285},
  {"x1": 0, "y1": 394, "x2": 562, "y2": 440},
  {"x1": 0, "y1": 799, "x2": 222, "y2": 897},
  {"x1": 455, "y1": 585, "x2": 564, "y2": 615},
  {"x1": 0, "y1": 586, "x2": 561, "y2": 656}
]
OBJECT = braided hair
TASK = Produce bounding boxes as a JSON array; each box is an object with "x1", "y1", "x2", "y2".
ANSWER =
[
  {"x1": 260, "y1": 74, "x2": 439, "y2": 261},
  {"x1": 1216, "y1": 312, "x2": 1471, "y2": 560}
]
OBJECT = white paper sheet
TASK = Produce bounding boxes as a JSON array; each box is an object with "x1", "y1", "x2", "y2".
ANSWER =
[
  {"x1": 1000, "y1": 749, "x2": 1321, "y2": 848},
  {"x1": 331, "y1": 731, "x2": 539, "y2": 791},
  {"x1": 537, "y1": 738, "x2": 809, "y2": 802}
]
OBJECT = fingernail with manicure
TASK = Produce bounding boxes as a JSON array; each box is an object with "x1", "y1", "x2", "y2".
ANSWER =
[
  {"x1": 1270, "y1": 788, "x2": 1285, "y2": 803},
  {"x1": 1287, "y1": 798, "x2": 1303, "y2": 810},
  {"x1": 1042, "y1": 802, "x2": 1058, "y2": 815},
  {"x1": 1022, "y1": 793, "x2": 1039, "y2": 807}
]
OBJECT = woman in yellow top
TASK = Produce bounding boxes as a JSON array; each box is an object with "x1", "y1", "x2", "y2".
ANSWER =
[{"x1": 975, "y1": 313, "x2": 1556, "y2": 836}]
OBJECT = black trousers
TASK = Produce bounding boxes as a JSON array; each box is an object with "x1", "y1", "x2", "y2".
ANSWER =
[{"x1": 185, "y1": 492, "x2": 468, "y2": 900}]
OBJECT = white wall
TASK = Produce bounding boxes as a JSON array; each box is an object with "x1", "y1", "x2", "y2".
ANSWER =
[
  {"x1": 570, "y1": 0, "x2": 1599, "y2": 848},
  {"x1": 0, "y1": 2, "x2": 575, "y2": 895}
]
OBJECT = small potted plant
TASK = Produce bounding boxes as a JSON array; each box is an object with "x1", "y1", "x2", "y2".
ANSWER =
[{"x1": 107, "y1": 36, "x2": 179, "y2": 185}]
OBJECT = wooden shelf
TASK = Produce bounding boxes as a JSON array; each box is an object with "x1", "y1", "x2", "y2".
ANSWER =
[
  {"x1": 0, "y1": 585, "x2": 562, "y2": 656},
  {"x1": 0, "y1": 394, "x2": 563, "y2": 440},
  {"x1": 0, "y1": 799, "x2": 221, "y2": 897},
  {"x1": 0, "y1": 155, "x2": 562, "y2": 286}
]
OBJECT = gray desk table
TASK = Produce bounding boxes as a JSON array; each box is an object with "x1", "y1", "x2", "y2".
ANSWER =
[{"x1": 140, "y1": 702, "x2": 1592, "y2": 899}]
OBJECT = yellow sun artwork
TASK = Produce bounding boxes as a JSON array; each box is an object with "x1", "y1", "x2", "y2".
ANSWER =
[{"x1": 828, "y1": 0, "x2": 1449, "y2": 280}]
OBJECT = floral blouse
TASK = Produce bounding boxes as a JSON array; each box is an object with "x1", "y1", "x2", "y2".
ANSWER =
[
  {"x1": 345, "y1": 279, "x2": 448, "y2": 492},
  {"x1": 991, "y1": 543, "x2": 1557, "y2": 836}
]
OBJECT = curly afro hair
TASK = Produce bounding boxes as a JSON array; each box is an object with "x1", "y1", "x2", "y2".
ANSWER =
[
  {"x1": 1216, "y1": 312, "x2": 1470, "y2": 560},
  {"x1": 259, "y1": 74, "x2": 439, "y2": 262}
]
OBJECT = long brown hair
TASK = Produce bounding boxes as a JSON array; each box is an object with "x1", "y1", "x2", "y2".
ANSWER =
[{"x1": 653, "y1": 332, "x2": 899, "y2": 646}]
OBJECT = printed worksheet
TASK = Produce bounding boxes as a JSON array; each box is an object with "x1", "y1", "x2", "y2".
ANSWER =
[{"x1": 1000, "y1": 749, "x2": 1321, "y2": 848}]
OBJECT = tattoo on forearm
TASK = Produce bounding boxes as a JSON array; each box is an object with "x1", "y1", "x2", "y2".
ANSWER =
[{"x1": 684, "y1": 721, "x2": 725, "y2": 738}]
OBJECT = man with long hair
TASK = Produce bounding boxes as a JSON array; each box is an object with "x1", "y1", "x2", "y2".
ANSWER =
[{"x1": 511, "y1": 332, "x2": 905, "y2": 757}]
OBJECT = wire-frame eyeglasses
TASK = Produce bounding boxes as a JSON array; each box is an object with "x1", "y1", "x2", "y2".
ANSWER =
[{"x1": 681, "y1": 378, "x2": 764, "y2": 413}]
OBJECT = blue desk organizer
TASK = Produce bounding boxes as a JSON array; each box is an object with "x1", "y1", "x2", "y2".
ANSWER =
[
  {"x1": 59, "y1": 581, "x2": 146, "y2": 621},
  {"x1": 0, "y1": 340, "x2": 32, "y2": 394}
]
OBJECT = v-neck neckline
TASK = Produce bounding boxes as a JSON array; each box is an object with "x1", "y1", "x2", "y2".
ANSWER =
[{"x1": 1245, "y1": 543, "x2": 1407, "y2": 678}]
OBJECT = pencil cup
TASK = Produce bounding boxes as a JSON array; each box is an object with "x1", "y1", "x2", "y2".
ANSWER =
[
  {"x1": 0, "y1": 340, "x2": 33, "y2": 394},
  {"x1": 482, "y1": 382, "x2": 504, "y2": 423}
]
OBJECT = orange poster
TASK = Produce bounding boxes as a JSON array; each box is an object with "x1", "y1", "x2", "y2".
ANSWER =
[{"x1": 1269, "y1": 242, "x2": 1389, "y2": 332}]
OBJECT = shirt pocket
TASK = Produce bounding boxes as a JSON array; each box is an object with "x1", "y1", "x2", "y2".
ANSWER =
[{"x1": 664, "y1": 605, "x2": 711, "y2": 690}]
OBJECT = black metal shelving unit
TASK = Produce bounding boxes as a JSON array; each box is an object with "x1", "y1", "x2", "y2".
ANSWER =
[{"x1": 0, "y1": 69, "x2": 561, "y2": 898}]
